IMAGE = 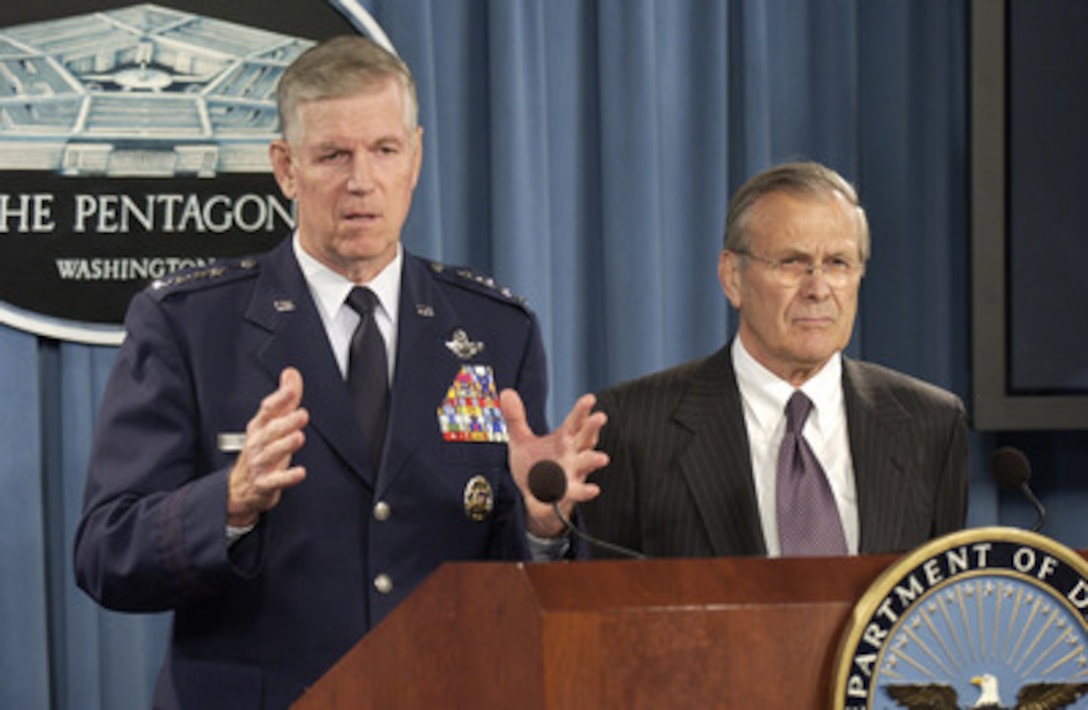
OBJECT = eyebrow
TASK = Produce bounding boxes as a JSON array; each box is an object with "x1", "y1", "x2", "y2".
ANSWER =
[{"x1": 309, "y1": 132, "x2": 408, "y2": 150}]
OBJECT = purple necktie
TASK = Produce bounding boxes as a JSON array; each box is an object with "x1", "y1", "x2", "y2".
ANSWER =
[
  {"x1": 346, "y1": 287, "x2": 389, "y2": 468},
  {"x1": 776, "y1": 391, "x2": 847, "y2": 556}
]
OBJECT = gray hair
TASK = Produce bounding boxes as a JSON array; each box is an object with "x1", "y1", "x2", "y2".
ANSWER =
[
  {"x1": 723, "y1": 161, "x2": 870, "y2": 262},
  {"x1": 276, "y1": 35, "x2": 419, "y2": 142}
]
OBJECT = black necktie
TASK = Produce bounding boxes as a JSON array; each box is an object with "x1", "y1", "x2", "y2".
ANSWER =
[
  {"x1": 776, "y1": 391, "x2": 848, "y2": 556},
  {"x1": 346, "y1": 287, "x2": 389, "y2": 468}
]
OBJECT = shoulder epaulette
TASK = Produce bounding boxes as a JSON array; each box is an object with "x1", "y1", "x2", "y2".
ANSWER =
[
  {"x1": 147, "y1": 257, "x2": 260, "y2": 300},
  {"x1": 425, "y1": 260, "x2": 529, "y2": 308}
]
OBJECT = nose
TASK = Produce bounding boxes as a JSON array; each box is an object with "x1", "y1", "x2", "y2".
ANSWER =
[
  {"x1": 798, "y1": 264, "x2": 833, "y2": 296},
  {"x1": 346, "y1": 154, "x2": 376, "y2": 193}
]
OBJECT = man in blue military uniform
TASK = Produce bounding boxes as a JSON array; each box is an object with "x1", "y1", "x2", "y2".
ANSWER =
[{"x1": 74, "y1": 36, "x2": 606, "y2": 710}]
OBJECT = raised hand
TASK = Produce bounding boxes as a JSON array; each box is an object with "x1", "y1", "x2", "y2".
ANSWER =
[
  {"x1": 500, "y1": 389, "x2": 608, "y2": 538},
  {"x1": 227, "y1": 367, "x2": 310, "y2": 527}
]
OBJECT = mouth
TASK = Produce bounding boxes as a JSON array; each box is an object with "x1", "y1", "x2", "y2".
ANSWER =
[
  {"x1": 793, "y1": 315, "x2": 835, "y2": 328},
  {"x1": 342, "y1": 209, "x2": 378, "y2": 224}
]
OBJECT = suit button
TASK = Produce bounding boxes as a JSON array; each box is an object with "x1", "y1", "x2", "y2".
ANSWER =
[
  {"x1": 373, "y1": 574, "x2": 393, "y2": 594},
  {"x1": 373, "y1": 501, "x2": 391, "y2": 521}
]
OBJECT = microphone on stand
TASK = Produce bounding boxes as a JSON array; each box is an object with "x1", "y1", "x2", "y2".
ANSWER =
[
  {"x1": 527, "y1": 460, "x2": 646, "y2": 560},
  {"x1": 990, "y1": 446, "x2": 1046, "y2": 533}
]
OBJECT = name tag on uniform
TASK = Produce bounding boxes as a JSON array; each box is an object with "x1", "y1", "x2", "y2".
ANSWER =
[{"x1": 217, "y1": 432, "x2": 246, "y2": 453}]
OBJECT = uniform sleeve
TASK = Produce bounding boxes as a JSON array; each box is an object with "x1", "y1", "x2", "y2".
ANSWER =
[
  {"x1": 73, "y1": 291, "x2": 251, "y2": 612},
  {"x1": 517, "y1": 312, "x2": 549, "y2": 434},
  {"x1": 490, "y1": 308, "x2": 548, "y2": 562}
]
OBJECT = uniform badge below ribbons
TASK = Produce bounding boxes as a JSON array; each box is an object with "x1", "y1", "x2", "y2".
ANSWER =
[
  {"x1": 463, "y1": 475, "x2": 494, "y2": 522},
  {"x1": 438, "y1": 365, "x2": 508, "y2": 442}
]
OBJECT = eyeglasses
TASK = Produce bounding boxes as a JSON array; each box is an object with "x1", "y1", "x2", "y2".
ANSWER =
[{"x1": 735, "y1": 251, "x2": 864, "y2": 288}]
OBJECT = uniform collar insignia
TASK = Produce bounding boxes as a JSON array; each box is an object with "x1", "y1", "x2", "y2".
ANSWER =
[{"x1": 445, "y1": 329, "x2": 484, "y2": 359}]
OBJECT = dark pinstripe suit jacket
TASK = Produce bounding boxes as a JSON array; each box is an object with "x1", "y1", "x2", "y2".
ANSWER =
[{"x1": 581, "y1": 345, "x2": 968, "y2": 558}]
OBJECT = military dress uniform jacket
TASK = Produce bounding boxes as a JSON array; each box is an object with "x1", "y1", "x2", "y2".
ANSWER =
[
  {"x1": 582, "y1": 344, "x2": 968, "y2": 558},
  {"x1": 74, "y1": 239, "x2": 548, "y2": 709}
]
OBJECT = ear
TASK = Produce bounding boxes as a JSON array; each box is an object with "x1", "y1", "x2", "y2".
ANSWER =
[
  {"x1": 409, "y1": 125, "x2": 424, "y2": 189},
  {"x1": 269, "y1": 140, "x2": 297, "y2": 199},
  {"x1": 718, "y1": 250, "x2": 743, "y2": 309}
]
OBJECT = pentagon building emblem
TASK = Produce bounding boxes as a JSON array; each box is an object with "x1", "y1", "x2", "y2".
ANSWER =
[
  {"x1": 0, "y1": 2, "x2": 393, "y2": 344},
  {"x1": 0, "y1": 4, "x2": 314, "y2": 177},
  {"x1": 832, "y1": 527, "x2": 1088, "y2": 708}
]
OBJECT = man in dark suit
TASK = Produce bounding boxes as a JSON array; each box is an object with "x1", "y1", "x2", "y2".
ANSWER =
[
  {"x1": 582, "y1": 161, "x2": 967, "y2": 559},
  {"x1": 73, "y1": 36, "x2": 605, "y2": 710}
]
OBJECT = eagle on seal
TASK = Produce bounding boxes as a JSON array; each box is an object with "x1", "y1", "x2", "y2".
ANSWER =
[{"x1": 885, "y1": 673, "x2": 1088, "y2": 709}]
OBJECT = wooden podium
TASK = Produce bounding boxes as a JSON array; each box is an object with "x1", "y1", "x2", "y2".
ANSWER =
[{"x1": 291, "y1": 555, "x2": 896, "y2": 709}]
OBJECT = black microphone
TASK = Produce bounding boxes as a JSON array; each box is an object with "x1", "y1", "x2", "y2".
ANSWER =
[
  {"x1": 990, "y1": 446, "x2": 1046, "y2": 532},
  {"x1": 527, "y1": 460, "x2": 646, "y2": 559}
]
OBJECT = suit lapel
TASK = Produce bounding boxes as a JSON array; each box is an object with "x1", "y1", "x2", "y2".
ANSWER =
[
  {"x1": 844, "y1": 359, "x2": 913, "y2": 554},
  {"x1": 376, "y1": 256, "x2": 463, "y2": 494},
  {"x1": 245, "y1": 241, "x2": 375, "y2": 487},
  {"x1": 673, "y1": 346, "x2": 767, "y2": 556}
]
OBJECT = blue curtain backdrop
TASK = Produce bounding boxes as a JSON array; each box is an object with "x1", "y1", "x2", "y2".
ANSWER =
[{"x1": 2, "y1": 0, "x2": 1086, "y2": 707}]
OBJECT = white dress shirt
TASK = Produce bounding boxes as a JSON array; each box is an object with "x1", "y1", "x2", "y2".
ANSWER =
[
  {"x1": 293, "y1": 235, "x2": 400, "y2": 384},
  {"x1": 731, "y1": 337, "x2": 859, "y2": 556}
]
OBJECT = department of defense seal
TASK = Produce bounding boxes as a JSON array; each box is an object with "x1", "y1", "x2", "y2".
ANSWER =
[{"x1": 832, "y1": 527, "x2": 1088, "y2": 709}]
